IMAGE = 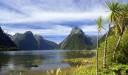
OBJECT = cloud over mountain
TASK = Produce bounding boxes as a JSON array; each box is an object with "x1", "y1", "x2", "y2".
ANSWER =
[{"x1": 0, "y1": 0, "x2": 127, "y2": 43}]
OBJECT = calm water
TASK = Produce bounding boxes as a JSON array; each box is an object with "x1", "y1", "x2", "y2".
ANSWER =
[{"x1": 0, "y1": 50, "x2": 95, "y2": 74}]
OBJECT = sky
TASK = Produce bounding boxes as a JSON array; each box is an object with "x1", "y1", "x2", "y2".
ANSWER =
[{"x1": 0, "y1": 0, "x2": 127, "y2": 43}]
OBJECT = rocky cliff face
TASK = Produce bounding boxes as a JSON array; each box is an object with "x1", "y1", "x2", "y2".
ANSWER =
[{"x1": 0, "y1": 27, "x2": 17, "y2": 50}]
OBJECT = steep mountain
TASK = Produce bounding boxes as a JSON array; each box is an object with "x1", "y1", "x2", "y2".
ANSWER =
[
  {"x1": 0, "y1": 27, "x2": 17, "y2": 51},
  {"x1": 12, "y1": 31, "x2": 38, "y2": 50},
  {"x1": 12, "y1": 31, "x2": 58, "y2": 50},
  {"x1": 59, "y1": 27, "x2": 92, "y2": 50},
  {"x1": 35, "y1": 35, "x2": 58, "y2": 50}
]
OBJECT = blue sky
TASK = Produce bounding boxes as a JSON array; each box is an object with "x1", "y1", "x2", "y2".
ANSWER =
[{"x1": 0, "y1": 0, "x2": 127, "y2": 43}]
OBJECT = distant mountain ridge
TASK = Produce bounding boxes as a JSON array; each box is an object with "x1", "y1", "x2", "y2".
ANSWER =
[
  {"x1": 34, "y1": 35, "x2": 58, "y2": 50},
  {"x1": 12, "y1": 31, "x2": 38, "y2": 50},
  {"x1": 0, "y1": 26, "x2": 96, "y2": 50},
  {"x1": 12, "y1": 31, "x2": 58, "y2": 50},
  {"x1": 59, "y1": 27, "x2": 93, "y2": 50},
  {"x1": 0, "y1": 27, "x2": 17, "y2": 51}
]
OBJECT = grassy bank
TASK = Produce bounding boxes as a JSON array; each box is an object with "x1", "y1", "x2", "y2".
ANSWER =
[
  {"x1": 9, "y1": 66, "x2": 95, "y2": 75},
  {"x1": 62, "y1": 58, "x2": 95, "y2": 65}
]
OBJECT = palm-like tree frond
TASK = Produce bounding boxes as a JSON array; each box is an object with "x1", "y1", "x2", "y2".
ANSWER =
[
  {"x1": 106, "y1": 1, "x2": 128, "y2": 35},
  {"x1": 106, "y1": 1, "x2": 128, "y2": 61},
  {"x1": 106, "y1": 2, "x2": 121, "y2": 22},
  {"x1": 97, "y1": 17, "x2": 102, "y2": 32}
]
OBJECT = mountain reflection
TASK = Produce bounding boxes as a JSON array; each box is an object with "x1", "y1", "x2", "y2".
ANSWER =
[{"x1": 0, "y1": 52, "x2": 43, "y2": 72}]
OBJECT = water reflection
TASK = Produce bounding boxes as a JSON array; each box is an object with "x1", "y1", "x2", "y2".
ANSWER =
[
  {"x1": 0, "y1": 50, "x2": 95, "y2": 75},
  {"x1": 0, "y1": 52, "x2": 43, "y2": 74},
  {"x1": 0, "y1": 53, "x2": 10, "y2": 70}
]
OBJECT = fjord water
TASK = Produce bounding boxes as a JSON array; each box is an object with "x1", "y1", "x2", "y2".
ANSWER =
[{"x1": 0, "y1": 50, "x2": 94, "y2": 75}]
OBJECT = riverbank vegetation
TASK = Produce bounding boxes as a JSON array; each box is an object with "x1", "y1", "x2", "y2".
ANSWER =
[{"x1": 98, "y1": 1, "x2": 128, "y2": 75}]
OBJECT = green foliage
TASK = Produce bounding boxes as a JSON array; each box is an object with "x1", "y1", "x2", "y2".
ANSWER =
[
  {"x1": 98, "y1": 64, "x2": 128, "y2": 75},
  {"x1": 106, "y1": 1, "x2": 128, "y2": 36},
  {"x1": 97, "y1": 16, "x2": 102, "y2": 32},
  {"x1": 99, "y1": 27, "x2": 128, "y2": 74},
  {"x1": 99, "y1": 26, "x2": 128, "y2": 65},
  {"x1": 99, "y1": 2, "x2": 128, "y2": 67},
  {"x1": 62, "y1": 58, "x2": 96, "y2": 66},
  {"x1": 106, "y1": 2, "x2": 120, "y2": 23},
  {"x1": 64, "y1": 50, "x2": 95, "y2": 59}
]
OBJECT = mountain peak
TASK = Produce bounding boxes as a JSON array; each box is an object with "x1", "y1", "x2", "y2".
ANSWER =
[
  {"x1": 24, "y1": 31, "x2": 33, "y2": 35},
  {"x1": 71, "y1": 27, "x2": 83, "y2": 34},
  {"x1": 12, "y1": 32, "x2": 58, "y2": 50},
  {"x1": 59, "y1": 27, "x2": 92, "y2": 50},
  {"x1": 0, "y1": 27, "x2": 3, "y2": 33}
]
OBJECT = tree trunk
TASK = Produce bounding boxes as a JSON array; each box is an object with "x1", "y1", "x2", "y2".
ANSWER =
[
  {"x1": 113, "y1": 35, "x2": 122, "y2": 61},
  {"x1": 113, "y1": 25, "x2": 126, "y2": 61},
  {"x1": 103, "y1": 32, "x2": 108, "y2": 68},
  {"x1": 96, "y1": 32, "x2": 99, "y2": 75},
  {"x1": 103, "y1": 24, "x2": 110, "y2": 68},
  {"x1": 114, "y1": 70, "x2": 122, "y2": 75},
  {"x1": 117, "y1": 71, "x2": 122, "y2": 75},
  {"x1": 113, "y1": 24, "x2": 126, "y2": 61}
]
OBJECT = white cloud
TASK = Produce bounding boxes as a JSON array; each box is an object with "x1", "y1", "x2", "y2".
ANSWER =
[
  {"x1": 2, "y1": 25, "x2": 72, "y2": 36},
  {"x1": 2, "y1": 24, "x2": 107, "y2": 36},
  {"x1": 81, "y1": 25, "x2": 97, "y2": 32},
  {"x1": 0, "y1": 11, "x2": 109, "y2": 23},
  {"x1": 0, "y1": 0, "x2": 109, "y2": 36},
  {"x1": 0, "y1": 0, "x2": 126, "y2": 43},
  {"x1": 81, "y1": 25, "x2": 106, "y2": 35},
  {"x1": 0, "y1": 0, "x2": 109, "y2": 23}
]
